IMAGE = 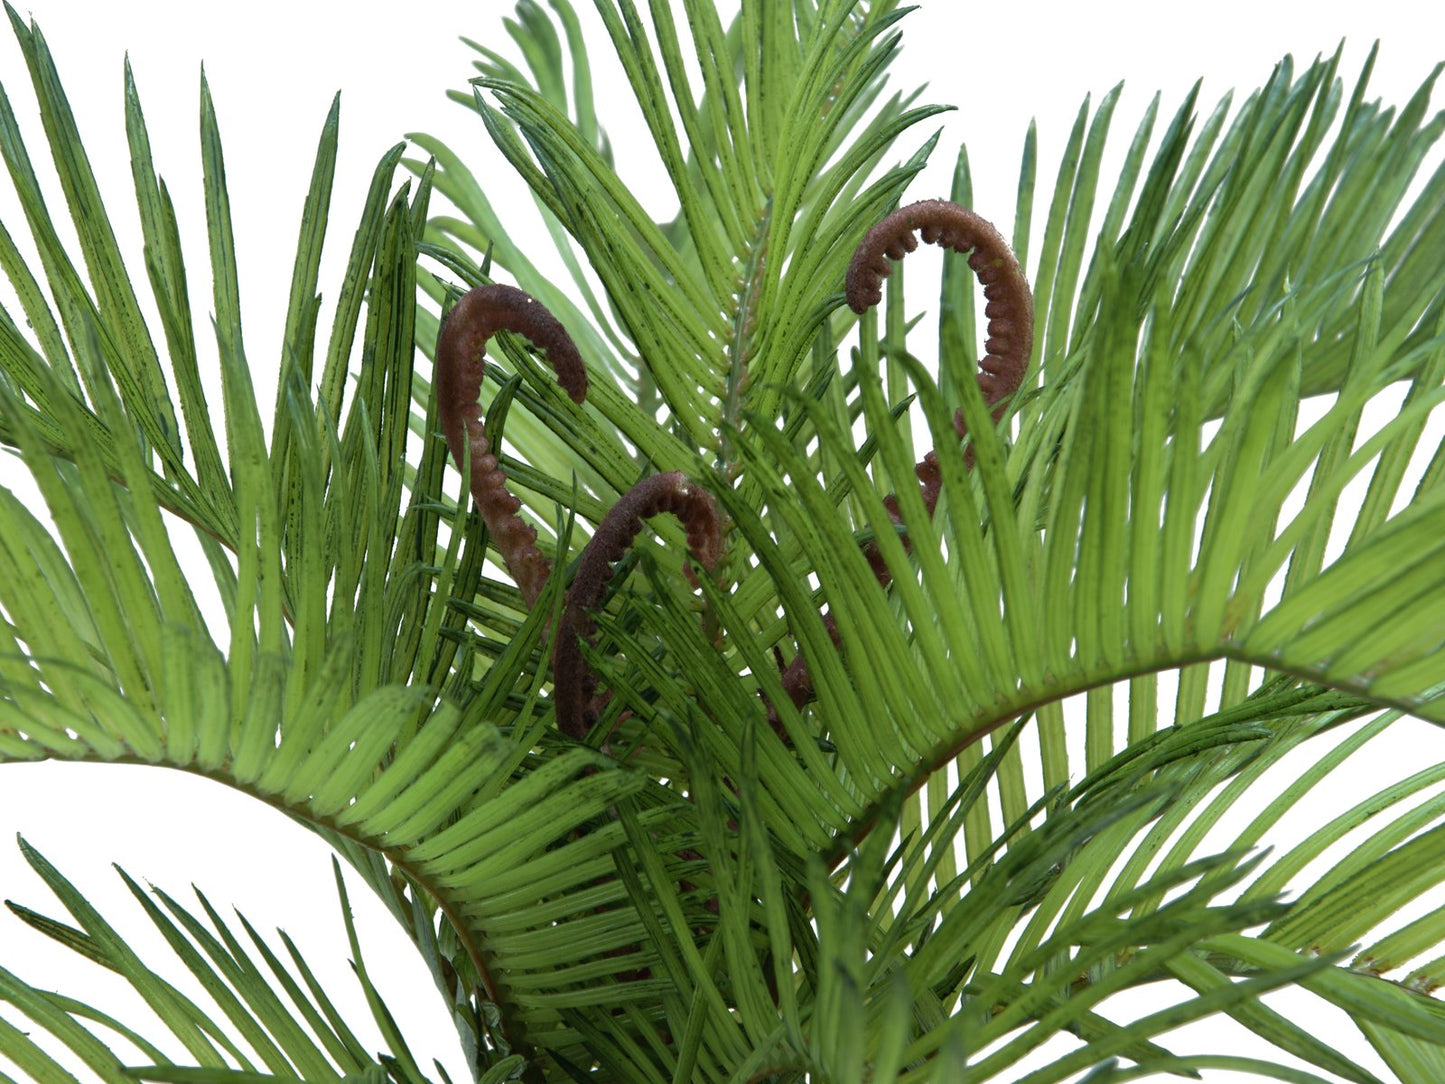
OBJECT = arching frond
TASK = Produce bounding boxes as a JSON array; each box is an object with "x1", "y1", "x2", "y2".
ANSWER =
[{"x1": 0, "y1": 10, "x2": 687, "y2": 1076}]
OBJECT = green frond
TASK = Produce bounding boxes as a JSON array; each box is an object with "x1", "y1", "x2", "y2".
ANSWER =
[
  {"x1": 0, "y1": 11, "x2": 692, "y2": 1076},
  {"x1": 421, "y1": 0, "x2": 943, "y2": 466},
  {"x1": 2, "y1": 841, "x2": 429, "y2": 1084}
]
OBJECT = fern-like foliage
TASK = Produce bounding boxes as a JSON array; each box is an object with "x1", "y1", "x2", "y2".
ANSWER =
[{"x1": 3, "y1": 1, "x2": 1445, "y2": 1082}]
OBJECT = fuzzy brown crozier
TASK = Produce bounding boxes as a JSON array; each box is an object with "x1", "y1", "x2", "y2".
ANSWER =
[
  {"x1": 774, "y1": 200, "x2": 1034, "y2": 722},
  {"x1": 552, "y1": 472, "x2": 723, "y2": 740},
  {"x1": 435, "y1": 284, "x2": 589, "y2": 607}
]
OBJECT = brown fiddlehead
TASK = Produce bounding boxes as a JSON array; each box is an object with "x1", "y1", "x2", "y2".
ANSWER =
[
  {"x1": 845, "y1": 197, "x2": 1033, "y2": 401},
  {"x1": 773, "y1": 200, "x2": 1034, "y2": 721},
  {"x1": 553, "y1": 472, "x2": 724, "y2": 740},
  {"x1": 435, "y1": 284, "x2": 589, "y2": 608}
]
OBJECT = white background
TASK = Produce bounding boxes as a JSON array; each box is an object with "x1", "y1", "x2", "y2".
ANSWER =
[{"x1": 1, "y1": 1, "x2": 1442, "y2": 1081}]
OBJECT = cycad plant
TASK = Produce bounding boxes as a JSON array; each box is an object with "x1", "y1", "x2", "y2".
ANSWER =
[{"x1": 3, "y1": 1, "x2": 1445, "y2": 1081}]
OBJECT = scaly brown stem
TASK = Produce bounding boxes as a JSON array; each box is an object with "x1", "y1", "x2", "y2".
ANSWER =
[
  {"x1": 553, "y1": 472, "x2": 723, "y2": 740},
  {"x1": 773, "y1": 201, "x2": 1034, "y2": 723},
  {"x1": 845, "y1": 198, "x2": 1033, "y2": 399},
  {"x1": 435, "y1": 284, "x2": 588, "y2": 607}
]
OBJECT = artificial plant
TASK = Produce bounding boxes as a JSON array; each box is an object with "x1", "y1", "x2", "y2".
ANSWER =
[{"x1": 3, "y1": 1, "x2": 1445, "y2": 1082}]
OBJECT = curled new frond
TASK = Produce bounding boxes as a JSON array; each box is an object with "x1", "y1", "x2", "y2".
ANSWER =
[
  {"x1": 553, "y1": 472, "x2": 723, "y2": 740},
  {"x1": 770, "y1": 202, "x2": 1036, "y2": 726},
  {"x1": 846, "y1": 198, "x2": 1033, "y2": 404},
  {"x1": 851, "y1": 199, "x2": 1033, "y2": 542},
  {"x1": 435, "y1": 284, "x2": 589, "y2": 606}
]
